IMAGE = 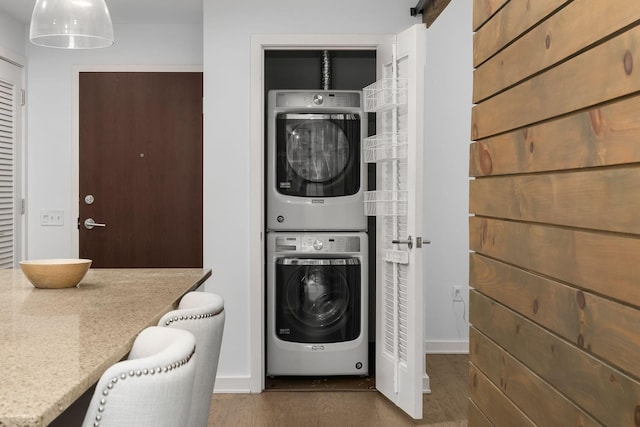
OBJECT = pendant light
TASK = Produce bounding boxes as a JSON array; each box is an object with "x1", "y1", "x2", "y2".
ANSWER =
[{"x1": 30, "y1": 0, "x2": 114, "y2": 49}]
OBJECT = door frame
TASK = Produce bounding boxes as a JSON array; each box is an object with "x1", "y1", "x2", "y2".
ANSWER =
[
  {"x1": 249, "y1": 34, "x2": 389, "y2": 392},
  {"x1": 0, "y1": 47, "x2": 27, "y2": 266},
  {"x1": 71, "y1": 64, "x2": 203, "y2": 257}
]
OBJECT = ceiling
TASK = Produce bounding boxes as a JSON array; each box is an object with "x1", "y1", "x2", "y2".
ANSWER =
[{"x1": 0, "y1": 0, "x2": 203, "y2": 25}]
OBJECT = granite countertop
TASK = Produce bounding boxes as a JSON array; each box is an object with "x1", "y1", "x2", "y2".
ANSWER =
[{"x1": 0, "y1": 268, "x2": 211, "y2": 427}]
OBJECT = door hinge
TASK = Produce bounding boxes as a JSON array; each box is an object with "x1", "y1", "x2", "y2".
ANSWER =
[
  {"x1": 20, "y1": 198, "x2": 25, "y2": 214},
  {"x1": 20, "y1": 89, "x2": 25, "y2": 106}
]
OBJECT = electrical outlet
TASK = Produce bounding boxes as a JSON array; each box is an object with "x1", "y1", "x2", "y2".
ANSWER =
[{"x1": 452, "y1": 286, "x2": 463, "y2": 302}]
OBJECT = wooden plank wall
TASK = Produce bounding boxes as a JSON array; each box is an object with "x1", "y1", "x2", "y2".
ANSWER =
[
  {"x1": 469, "y1": 0, "x2": 640, "y2": 425},
  {"x1": 421, "y1": 0, "x2": 453, "y2": 28}
]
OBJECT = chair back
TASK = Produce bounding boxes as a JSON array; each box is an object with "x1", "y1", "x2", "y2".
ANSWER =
[
  {"x1": 158, "y1": 291, "x2": 225, "y2": 427},
  {"x1": 82, "y1": 326, "x2": 197, "y2": 427}
]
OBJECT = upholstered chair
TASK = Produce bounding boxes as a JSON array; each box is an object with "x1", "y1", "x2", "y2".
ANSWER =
[
  {"x1": 158, "y1": 291, "x2": 225, "y2": 427},
  {"x1": 81, "y1": 326, "x2": 197, "y2": 427}
]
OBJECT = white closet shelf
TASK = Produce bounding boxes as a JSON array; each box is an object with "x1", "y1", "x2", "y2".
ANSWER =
[
  {"x1": 363, "y1": 78, "x2": 408, "y2": 112},
  {"x1": 364, "y1": 190, "x2": 408, "y2": 216},
  {"x1": 363, "y1": 133, "x2": 408, "y2": 163}
]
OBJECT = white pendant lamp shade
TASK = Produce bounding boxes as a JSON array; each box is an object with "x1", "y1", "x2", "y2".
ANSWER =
[{"x1": 30, "y1": 0, "x2": 114, "y2": 49}]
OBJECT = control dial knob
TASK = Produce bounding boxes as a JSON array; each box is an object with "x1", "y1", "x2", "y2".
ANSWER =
[{"x1": 313, "y1": 239, "x2": 324, "y2": 250}]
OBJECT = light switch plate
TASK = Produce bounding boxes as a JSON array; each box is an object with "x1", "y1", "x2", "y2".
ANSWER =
[{"x1": 41, "y1": 210, "x2": 64, "y2": 226}]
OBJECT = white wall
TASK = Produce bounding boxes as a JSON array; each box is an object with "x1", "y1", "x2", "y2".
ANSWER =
[
  {"x1": 0, "y1": 10, "x2": 25, "y2": 57},
  {"x1": 423, "y1": 0, "x2": 472, "y2": 353},
  {"x1": 25, "y1": 23, "x2": 203, "y2": 258},
  {"x1": 203, "y1": 0, "x2": 470, "y2": 389}
]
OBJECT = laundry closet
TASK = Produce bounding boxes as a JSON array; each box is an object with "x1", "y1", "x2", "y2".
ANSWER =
[{"x1": 263, "y1": 50, "x2": 377, "y2": 383}]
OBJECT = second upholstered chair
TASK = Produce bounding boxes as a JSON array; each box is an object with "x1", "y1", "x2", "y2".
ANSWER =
[
  {"x1": 81, "y1": 326, "x2": 197, "y2": 427},
  {"x1": 158, "y1": 291, "x2": 225, "y2": 427}
]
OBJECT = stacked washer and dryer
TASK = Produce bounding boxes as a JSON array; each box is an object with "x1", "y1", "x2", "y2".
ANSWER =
[{"x1": 266, "y1": 90, "x2": 369, "y2": 376}]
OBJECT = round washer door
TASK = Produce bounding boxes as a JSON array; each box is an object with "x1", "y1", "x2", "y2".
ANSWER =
[
  {"x1": 287, "y1": 263, "x2": 349, "y2": 328},
  {"x1": 275, "y1": 258, "x2": 361, "y2": 343}
]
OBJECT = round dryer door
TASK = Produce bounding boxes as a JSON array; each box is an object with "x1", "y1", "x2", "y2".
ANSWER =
[
  {"x1": 275, "y1": 113, "x2": 361, "y2": 198},
  {"x1": 287, "y1": 120, "x2": 349, "y2": 183}
]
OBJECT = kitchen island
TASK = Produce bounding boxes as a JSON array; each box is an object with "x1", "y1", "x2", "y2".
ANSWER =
[{"x1": 0, "y1": 268, "x2": 211, "y2": 427}]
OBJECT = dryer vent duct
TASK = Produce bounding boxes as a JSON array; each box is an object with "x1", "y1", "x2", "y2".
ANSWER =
[{"x1": 321, "y1": 50, "x2": 332, "y2": 90}]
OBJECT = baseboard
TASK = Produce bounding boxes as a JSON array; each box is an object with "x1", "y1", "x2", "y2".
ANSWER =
[
  {"x1": 213, "y1": 376, "x2": 253, "y2": 393},
  {"x1": 423, "y1": 372, "x2": 431, "y2": 394},
  {"x1": 425, "y1": 340, "x2": 469, "y2": 354}
]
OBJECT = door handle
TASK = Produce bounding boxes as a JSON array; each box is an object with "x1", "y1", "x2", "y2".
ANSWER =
[
  {"x1": 84, "y1": 218, "x2": 106, "y2": 230},
  {"x1": 392, "y1": 235, "x2": 413, "y2": 249}
]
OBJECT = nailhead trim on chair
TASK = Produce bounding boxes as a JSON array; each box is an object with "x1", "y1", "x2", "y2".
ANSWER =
[
  {"x1": 92, "y1": 346, "x2": 196, "y2": 427},
  {"x1": 163, "y1": 311, "x2": 219, "y2": 326}
]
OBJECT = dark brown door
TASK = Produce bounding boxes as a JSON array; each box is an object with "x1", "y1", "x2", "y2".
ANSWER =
[{"x1": 79, "y1": 72, "x2": 203, "y2": 268}]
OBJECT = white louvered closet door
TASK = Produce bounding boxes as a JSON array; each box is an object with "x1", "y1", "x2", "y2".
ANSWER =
[
  {"x1": 0, "y1": 59, "x2": 24, "y2": 268},
  {"x1": 363, "y1": 24, "x2": 427, "y2": 420}
]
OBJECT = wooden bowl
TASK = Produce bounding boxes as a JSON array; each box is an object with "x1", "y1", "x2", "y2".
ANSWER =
[{"x1": 19, "y1": 259, "x2": 92, "y2": 289}]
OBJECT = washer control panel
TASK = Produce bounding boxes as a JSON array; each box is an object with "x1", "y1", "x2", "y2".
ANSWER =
[{"x1": 275, "y1": 235, "x2": 360, "y2": 253}]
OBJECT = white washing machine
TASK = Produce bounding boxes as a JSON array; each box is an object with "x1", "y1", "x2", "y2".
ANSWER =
[
  {"x1": 266, "y1": 231, "x2": 368, "y2": 376},
  {"x1": 267, "y1": 90, "x2": 367, "y2": 231}
]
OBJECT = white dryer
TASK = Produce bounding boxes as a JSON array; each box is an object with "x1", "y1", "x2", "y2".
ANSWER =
[
  {"x1": 266, "y1": 231, "x2": 368, "y2": 376},
  {"x1": 267, "y1": 90, "x2": 367, "y2": 231}
]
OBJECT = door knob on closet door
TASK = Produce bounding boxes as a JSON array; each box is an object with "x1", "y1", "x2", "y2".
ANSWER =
[{"x1": 392, "y1": 235, "x2": 413, "y2": 250}]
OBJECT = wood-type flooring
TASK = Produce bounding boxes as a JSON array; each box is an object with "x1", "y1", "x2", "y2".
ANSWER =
[{"x1": 209, "y1": 354, "x2": 469, "y2": 426}]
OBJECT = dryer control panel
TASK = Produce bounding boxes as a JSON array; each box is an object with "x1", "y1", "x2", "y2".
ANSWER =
[
  {"x1": 274, "y1": 91, "x2": 361, "y2": 109},
  {"x1": 274, "y1": 235, "x2": 361, "y2": 253}
]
